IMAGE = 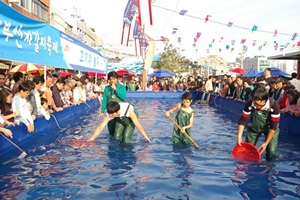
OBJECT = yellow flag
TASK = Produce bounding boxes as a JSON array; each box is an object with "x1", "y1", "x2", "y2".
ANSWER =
[{"x1": 144, "y1": 34, "x2": 156, "y2": 69}]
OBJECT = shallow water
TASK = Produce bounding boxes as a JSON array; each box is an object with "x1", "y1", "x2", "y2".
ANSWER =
[{"x1": 0, "y1": 99, "x2": 300, "y2": 199}]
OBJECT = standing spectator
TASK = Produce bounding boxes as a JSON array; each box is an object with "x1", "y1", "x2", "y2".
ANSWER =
[
  {"x1": 274, "y1": 78, "x2": 284, "y2": 104},
  {"x1": 12, "y1": 82, "x2": 35, "y2": 133},
  {"x1": 25, "y1": 80, "x2": 38, "y2": 121},
  {"x1": 45, "y1": 74, "x2": 63, "y2": 112},
  {"x1": 0, "y1": 72, "x2": 10, "y2": 91},
  {"x1": 0, "y1": 88, "x2": 19, "y2": 123},
  {"x1": 52, "y1": 78, "x2": 66, "y2": 108},
  {"x1": 205, "y1": 76, "x2": 213, "y2": 92},
  {"x1": 11, "y1": 72, "x2": 25, "y2": 96},
  {"x1": 32, "y1": 75, "x2": 45, "y2": 115},
  {"x1": 289, "y1": 72, "x2": 300, "y2": 92}
]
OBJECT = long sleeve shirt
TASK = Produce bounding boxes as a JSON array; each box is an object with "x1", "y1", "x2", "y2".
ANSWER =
[
  {"x1": 12, "y1": 94, "x2": 34, "y2": 126},
  {"x1": 238, "y1": 98, "x2": 280, "y2": 130}
]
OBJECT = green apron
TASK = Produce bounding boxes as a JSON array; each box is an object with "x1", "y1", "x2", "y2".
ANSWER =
[
  {"x1": 128, "y1": 83, "x2": 136, "y2": 91},
  {"x1": 114, "y1": 104, "x2": 135, "y2": 143},
  {"x1": 246, "y1": 103, "x2": 279, "y2": 161},
  {"x1": 172, "y1": 108, "x2": 193, "y2": 145},
  {"x1": 107, "y1": 87, "x2": 123, "y2": 135}
]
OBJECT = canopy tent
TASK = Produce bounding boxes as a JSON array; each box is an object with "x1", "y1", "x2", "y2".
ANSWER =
[
  {"x1": 242, "y1": 69, "x2": 260, "y2": 77},
  {"x1": 0, "y1": 1, "x2": 107, "y2": 74},
  {"x1": 203, "y1": 65, "x2": 217, "y2": 71},
  {"x1": 257, "y1": 67, "x2": 291, "y2": 77},
  {"x1": 267, "y1": 51, "x2": 300, "y2": 60},
  {"x1": 148, "y1": 69, "x2": 176, "y2": 77},
  {"x1": 117, "y1": 69, "x2": 134, "y2": 77}
]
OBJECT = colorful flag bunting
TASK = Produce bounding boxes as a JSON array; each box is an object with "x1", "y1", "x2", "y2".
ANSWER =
[
  {"x1": 252, "y1": 25, "x2": 258, "y2": 32},
  {"x1": 252, "y1": 40, "x2": 256, "y2": 47},
  {"x1": 205, "y1": 15, "x2": 212, "y2": 23},
  {"x1": 258, "y1": 46, "x2": 262, "y2": 51},
  {"x1": 178, "y1": 37, "x2": 181, "y2": 43},
  {"x1": 172, "y1": 28, "x2": 178, "y2": 35},
  {"x1": 231, "y1": 48, "x2": 234, "y2": 53},
  {"x1": 219, "y1": 37, "x2": 223, "y2": 43},
  {"x1": 179, "y1": 9, "x2": 188, "y2": 15},
  {"x1": 227, "y1": 22, "x2": 233, "y2": 27},
  {"x1": 209, "y1": 44, "x2": 212, "y2": 48},
  {"x1": 218, "y1": 48, "x2": 221, "y2": 52},
  {"x1": 226, "y1": 45, "x2": 230, "y2": 50},
  {"x1": 274, "y1": 29, "x2": 278, "y2": 37},
  {"x1": 285, "y1": 43, "x2": 290, "y2": 48},
  {"x1": 280, "y1": 47, "x2": 284, "y2": 51},
  {"x1": 291, "y1": 33, "x2": 298, "y2": 41},
  {"x1": 263, "y1": 41, "x2": 268, "y2": 46},
  {"x1": 212, "y1": 39, "x2": 215, "y2": 43},
  {"x1": 297, "y1": 41, "x2": 300, "y2": 48},
  {"x1": 241, "y1": 39, "x2": 246, "y2": 44},
  {"x1": 231, "y1": 40, "x2": 236, "y2": 45}
]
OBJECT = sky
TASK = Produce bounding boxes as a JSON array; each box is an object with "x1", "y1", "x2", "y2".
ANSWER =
[{"x1": 51, "y1": 0, "x2": 300, "y2": 62}]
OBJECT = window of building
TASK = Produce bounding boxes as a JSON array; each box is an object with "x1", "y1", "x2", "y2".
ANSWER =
[
  {"x1": 21, "y1": 0, "x2": 31, "y2": 11},
  {"x1": 32, "y1": 0, "x2": 48, "y2": 22}
]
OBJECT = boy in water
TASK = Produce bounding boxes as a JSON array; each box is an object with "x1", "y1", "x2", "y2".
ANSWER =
[
  {"x1": 89, "y1": 101, "x2": 150, "y2": 143},
  {"x1": 237, "y1": 87, "x2": 280, "y2": 161},
  {"x1": 165, "y1": 92, "x2": 195, "y2": 145},
  {"x1": 99, "y1": 71, "x2": 126, "y2": 135}
]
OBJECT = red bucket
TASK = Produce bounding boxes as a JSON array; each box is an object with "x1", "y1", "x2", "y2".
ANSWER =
[{"x1": 232, "y1": 142, "x2": 261, "y2": 162}]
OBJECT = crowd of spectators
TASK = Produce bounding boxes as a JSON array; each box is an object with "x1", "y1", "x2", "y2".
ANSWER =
[
  {"x1": 1, "y1": 67, "x2": 300, "y2": 138},
  {"x1": 0, "y1": 71, "x2": 104, "y2": 137}
]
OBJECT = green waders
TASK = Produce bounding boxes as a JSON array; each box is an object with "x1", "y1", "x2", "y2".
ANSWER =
[
  {"x1": 114, "y1": 104, "x2": 135, "y2": 143},
  {"x1": 246, "y1": 108, "x2": 279, "y2": 161},
  {"x1": 172, "y1": 109, "x2": 193, "y2": 145},
  {"x1": 107, "y1": 88, "x2": 122, "y2": 135}
]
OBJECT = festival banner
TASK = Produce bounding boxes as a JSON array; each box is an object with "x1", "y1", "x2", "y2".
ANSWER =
[
  {"x1": 123, "y1": 0, "x2": 138, "y2": 24},
  {"x1": 0, "y1": 1, "x2": 107, "y2": 73}
]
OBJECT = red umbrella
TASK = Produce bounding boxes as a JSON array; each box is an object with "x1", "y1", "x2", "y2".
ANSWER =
[
  {"x1": 116, "y1": 69, "x2": 133, "y2": 78},
  {"x1": 58, "y1": 71, "x2": 78, "y2": 79},
  {"x1": 87, "y1": 72, "x2": 107, "y2": 78},
  {"x1": 229, "y1": 68, "x2": 247, "y2": 75}
]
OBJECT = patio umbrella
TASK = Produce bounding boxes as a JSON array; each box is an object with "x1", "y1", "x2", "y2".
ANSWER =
[
  {"x1": 229, "y1": 67, "x2": 247, "y2": 75},
  {"x1": 256, "y1": 67, "x2": 291, "y2": 77},
  {"x1": 116, "y1": 69, "x2": 133, "y2": 77},
  {"x1": 58, "y1": 71, "x2": 78, "y2": 79},
  {"x1": 87, "y1": 72, "x2": 107, "y2": 78},
  {"x1": 148, "y1": 69, "x2": 176, "y2": 77},
  {"x1": 9, "y1": 63, "x2": 45, "y2": 75},
  {"x1": 242, "y1": 69, "x2": 260, "y2": 77}
]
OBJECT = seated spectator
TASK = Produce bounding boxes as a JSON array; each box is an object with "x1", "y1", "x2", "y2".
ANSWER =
[
  {"x1": 12, "y1": 82, "x2": 35, "y2": 133},
  {"x1": 281, "y1": 89, "x2": 300, "y2": 117}
]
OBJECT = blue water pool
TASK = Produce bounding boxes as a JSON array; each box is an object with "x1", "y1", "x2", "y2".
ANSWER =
[{"x1": 0, "y1": 99, "x2": 300, "y2": 199}]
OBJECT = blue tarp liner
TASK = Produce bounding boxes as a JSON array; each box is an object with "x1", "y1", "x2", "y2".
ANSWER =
[
  {"x1": 200, "y1": 93, "x2": 300, "y2": 137},
  {"x1": 242, "y1": 69, "x2": 260, "y2": 77},
  {"x1": 148, "y1": 69, "x2": 176, "y2": 77},
  {"x1": 0, "y1": 1, "x2": 107, "y2": 73},
  {"x1": 256, "y1": 67, "x2": 291, "y2": 77},
  {"x1": 0, "y1": 99, "x2": 100, "y2": 160}
]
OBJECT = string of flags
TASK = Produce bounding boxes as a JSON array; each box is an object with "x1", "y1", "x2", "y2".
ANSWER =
[{"x1": 162, "y1": 6, "x2": 300, "y2": 54}]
